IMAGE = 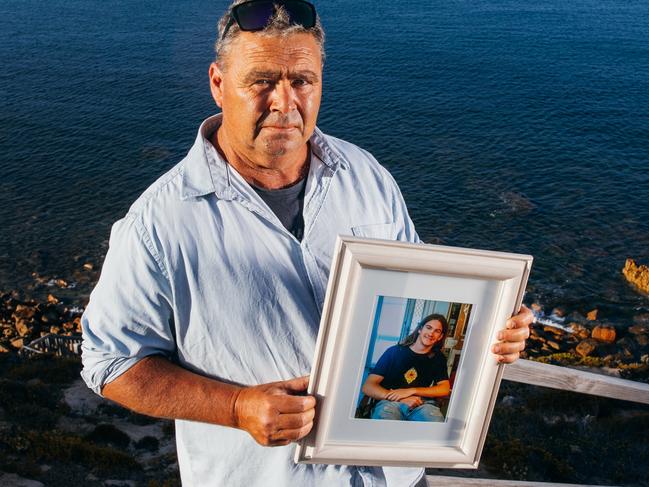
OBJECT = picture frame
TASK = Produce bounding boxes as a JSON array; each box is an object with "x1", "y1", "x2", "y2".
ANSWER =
[{"x1": 294, "y1": 236, "x2": 532, "y2": 468}]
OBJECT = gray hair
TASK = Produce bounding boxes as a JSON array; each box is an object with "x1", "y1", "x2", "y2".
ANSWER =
[{"x1": 214, "y1": 1, "x2": 326, "y2": 69}]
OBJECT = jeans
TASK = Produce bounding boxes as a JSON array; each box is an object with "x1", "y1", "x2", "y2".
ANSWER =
[{"x1": 371, "y1": 399, "x2": 445, "y2": 422}]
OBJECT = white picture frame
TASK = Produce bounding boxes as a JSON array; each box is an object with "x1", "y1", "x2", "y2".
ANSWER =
[{"x1": 294, "y1": 236, "x2": 532, "y2": 468}]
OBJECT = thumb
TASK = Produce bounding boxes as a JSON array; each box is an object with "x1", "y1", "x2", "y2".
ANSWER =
[{"x1": 277, "y1": 375, "x2": 310, "y2": 394}]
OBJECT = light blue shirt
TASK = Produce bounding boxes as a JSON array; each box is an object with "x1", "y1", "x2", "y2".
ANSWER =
[{"x1": 81, "y1": 115, "x2": 423, "y2": 487}]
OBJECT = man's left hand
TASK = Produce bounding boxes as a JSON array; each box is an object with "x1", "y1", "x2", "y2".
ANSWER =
[{"x1": 491, "y1": 305, "x2": 533, "y2": 364}]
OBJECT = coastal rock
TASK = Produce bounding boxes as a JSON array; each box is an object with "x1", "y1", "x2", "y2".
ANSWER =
[
  {"x1": 46, "y1": 294, "x2": 59, "y2": 304},
  {"x1": 568, "y1": 323, "x2": 591, "y2": 340},
  {"x1": 543, "y1": 326, "x2": 565, "y2": 337},
  {"x1": 586, "y1": 309, "x2": 598, "y2": 321},
  {"x1": 576, "y1": 339, "x2": 598, "y2": 357},
  {"x1": 623, "y1": 258, "x2": 649, "y2": 294},
  {"x1": 10, "y1": 338, "x2": 24, "y2": 349},
  {"x1": 83, "y1": 262, "x2": 94, "y2": 271},
  {"x1": 629, "y1": 324, "x2": 649, "y2": 335},
  {"x1": 564, "y1": 311, "x2": 587, "y2": 324},
  {"x1": 547, "y1": 340, "x2": 562, "y2": 351},
  {"x1": 634, "y1": 334, "x2": 649, "y2": 347},
  {"x1": 592, "y1": 325, "x2": 616, "y2": 344},
  {"x1": 633, "y1": 313, "x2": 649, "y2": 325},
  {"x1": 0, "y1": 343, "x2": 10, "y2": 353},
  {"x1": 14, "y1": 319, "x2": 32, "y2": 337},
  {"x1": 616, "y1": 337, "x2": 638, "y2": 359}
]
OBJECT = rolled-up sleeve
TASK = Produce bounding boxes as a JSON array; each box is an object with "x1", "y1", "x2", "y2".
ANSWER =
[{"x1": 81, "y1": 213, "x2": 174, "y2": 396}]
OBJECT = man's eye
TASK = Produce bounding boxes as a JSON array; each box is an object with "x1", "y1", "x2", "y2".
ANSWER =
[
  {"x1": 255, "y1": 79, "x2": 272, "y2": 86},
  {"x1": 292, "y1": 79, "x2": 308, "y2": 87}
]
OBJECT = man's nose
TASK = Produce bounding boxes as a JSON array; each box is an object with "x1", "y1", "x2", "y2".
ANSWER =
[{"x1": 269, "y1": 81, "x2": 297, "y2": 114}]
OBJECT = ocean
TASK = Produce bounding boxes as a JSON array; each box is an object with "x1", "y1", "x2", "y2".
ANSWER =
[{"x1": 1, "y1": 0, "x2": 648, "y2": 318}]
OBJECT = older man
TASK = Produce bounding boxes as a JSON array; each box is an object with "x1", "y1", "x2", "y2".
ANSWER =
[{"x1": 81, "y1": 1, "x2": 532, "y2": 486}]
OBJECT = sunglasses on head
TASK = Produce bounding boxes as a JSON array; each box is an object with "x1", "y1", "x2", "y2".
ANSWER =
[{"x1": 221, "y1": 0, "x2": 317, "y2": 41}]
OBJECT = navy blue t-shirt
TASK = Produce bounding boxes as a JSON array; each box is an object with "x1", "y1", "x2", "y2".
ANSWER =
[{"x1": 371, "y1": 345, "x2": 448, "y2": 390}]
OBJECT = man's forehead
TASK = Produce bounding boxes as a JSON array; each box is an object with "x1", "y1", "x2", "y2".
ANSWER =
[{"x1": 226, "y1": 31, "x2": 322, "y2": 71}]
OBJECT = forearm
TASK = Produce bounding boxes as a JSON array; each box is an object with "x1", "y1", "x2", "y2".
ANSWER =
[
  {"x1": 362, "y1": 381, "x2": 390, "y2": 400},
  {"x1": 411, "y1": 381, "x2": 450, "y2": 399},
  {"x1": 102, "y1": 355, "x2": 241, "y2": 427}
]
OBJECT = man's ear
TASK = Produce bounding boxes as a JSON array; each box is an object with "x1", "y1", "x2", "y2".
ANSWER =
[{"x1": 209, "y1": 62, "x2": 225, "y2": 108}]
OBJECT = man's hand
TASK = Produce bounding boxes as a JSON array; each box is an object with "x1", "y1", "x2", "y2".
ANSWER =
[
  {"x1": 385, "y1": 388, "x2": 415, "y2": 401},
  {"x1": 233, "y1": 375, "x2": 316, "y2": 447},
  {"x1": 492, "y1": 305, "x2": 534, "y2": 363},
  {"x1": 399, "y1": 396, "x2": 423, "y2": 410}
]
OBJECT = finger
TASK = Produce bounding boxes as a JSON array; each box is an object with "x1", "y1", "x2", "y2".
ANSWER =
[
  {"x1": 277, "y1": 408, "x2": 315, "y2": 431},
  {"x1": 498, "y1": 326, "x2": 530, "y2": 343},
  {"x1": 270, "y1": 421, "x2": 314, "y2": 442},
  {"x1": 496, "y1": 351, "x2": 520, "y2": 364},
  {"x1": 493, "y1": 340, "x2": 525, "y2": 356},
  {"x1": 271, "y1": 394, "x2": 316, "y2": 414}
]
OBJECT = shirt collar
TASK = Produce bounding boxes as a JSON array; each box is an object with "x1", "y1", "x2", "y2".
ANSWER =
[{"x1": 180, "y1": 114, "x2": 348, "y2": 201}]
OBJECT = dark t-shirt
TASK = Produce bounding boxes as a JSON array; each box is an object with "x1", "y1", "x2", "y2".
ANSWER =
[
  {"x1": 252, "y1": 177, "x2": 306, "y2": 241},
  {"x1": 371, "y1": 345, "x2": 449, "y2": 390}
]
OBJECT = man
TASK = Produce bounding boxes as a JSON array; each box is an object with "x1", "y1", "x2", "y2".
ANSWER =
[
  {"x1": 362, "y1": 315, "x2": 450, "y2": 422},
  {"x1": 81, "y1": 1, "x2": 532, "y2": 486}
]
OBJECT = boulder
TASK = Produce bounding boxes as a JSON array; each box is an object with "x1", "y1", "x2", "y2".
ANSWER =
[
  {"x1": 634, "y1": 334, "x2": 649, "y2": 347},
  {"x1": 547, "y1": 340, "x2": 562, "y2": 351},
  {"x1": 568, "y1": 323, "x2": 591, "y2": 340},
  {"x1": 543, "y1": 326, "x2": 565, "y2": 337},
  {"x1": 623, "y1": 258, "x2": 649, "y2": 294},
  {"x1": 592, "y1": 325, "x2": 616, "y2": 344},
  {"x1": 14, "y1": 319, "x2": 32, "y2": 337},
  {"x1": 10, "y1": 337, "x2": 24, "y2": 349},
  {"x1": 46, "y1": 294, "x2": 59, "y2": 304},
  {"x1": 576, "y1": 339, "x2": 598, "y2": 357},
  {"x1": 616, "y1": 337, "x2": 638, "y2": 359},
  {"x1": 586, "y1": 309, "x2": 598, "y2": 321}
]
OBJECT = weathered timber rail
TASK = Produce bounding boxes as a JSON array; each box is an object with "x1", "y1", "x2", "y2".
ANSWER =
[{"x1": 425, "y1": 359, "x2": 649, "y2": 487}]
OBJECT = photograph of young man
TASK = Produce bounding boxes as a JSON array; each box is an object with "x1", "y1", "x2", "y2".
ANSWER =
[{"x1": 362, "y1": 314, "x2": 452, "y2": 422}]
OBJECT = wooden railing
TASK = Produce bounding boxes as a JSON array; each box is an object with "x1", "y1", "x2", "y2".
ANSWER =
[{"x1": 425, "y1": 359, "x2": 649, "y2": 486}]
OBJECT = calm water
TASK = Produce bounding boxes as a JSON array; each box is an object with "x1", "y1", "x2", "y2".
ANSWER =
[{"x1": 1, "y1": 0, "x2": 648, "y2": 317}]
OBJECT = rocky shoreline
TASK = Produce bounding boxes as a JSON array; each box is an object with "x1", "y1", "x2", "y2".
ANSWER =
[{"x1": 1, "y1": 263, "x2": 649, "y2": 486}]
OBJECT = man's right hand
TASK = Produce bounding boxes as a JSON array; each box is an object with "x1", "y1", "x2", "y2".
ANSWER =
[
  {"x1": 399, "y1": 396, "x2": 423, "y2": 410},
  {"x1": 233, "y1": 375, "x2": 316, "y2": 447}
]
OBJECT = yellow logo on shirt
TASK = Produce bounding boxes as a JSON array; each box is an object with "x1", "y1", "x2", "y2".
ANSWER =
[{"x1": 404, "y1": 367, "x2": 418, "y2": 384}]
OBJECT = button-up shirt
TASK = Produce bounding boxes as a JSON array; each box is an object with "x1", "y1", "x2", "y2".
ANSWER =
[{"x1": 81, "y1": 115, "x2": 423, "y2": 486}]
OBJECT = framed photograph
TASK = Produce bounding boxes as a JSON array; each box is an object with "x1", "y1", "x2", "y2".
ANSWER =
[{"x1": 295, "y1": 236, "x2": 532, "y2": 468}]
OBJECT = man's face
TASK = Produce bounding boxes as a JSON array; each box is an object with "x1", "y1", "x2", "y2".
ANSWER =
[
  {"x1": 210, "y1": 32, "x2": 322, "y2": 164},
  {"x1": 417, "y1": 320, "x2": 445, "y2": 349}
]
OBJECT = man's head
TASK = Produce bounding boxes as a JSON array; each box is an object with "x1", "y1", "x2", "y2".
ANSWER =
[
  {"x1": 401, "y1": 314, "x2": 448, "y2": 353},
  {"x1": 209, "y1": 1, "x2": 325, "y2": 172}
]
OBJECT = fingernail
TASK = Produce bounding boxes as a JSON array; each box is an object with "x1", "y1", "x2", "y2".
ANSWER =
[
  {"x1": 497, "y1": 331, "x2": 504, "y2": 340},
  {"x1": 506, "y1": 319, "x2": 514, "y2": 329},
  {"x1": 493, "y1": 345, "x2": 500, "y2": 354}
]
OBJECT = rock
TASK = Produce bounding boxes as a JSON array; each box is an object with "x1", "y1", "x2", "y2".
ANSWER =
[
  {"x1": 592, "y1": 325, "x2": 616, "y2": 344},
  {"x1": 633, "y1": 313, "x2": 649, "y2": 325},
  {"x1": 103, "y1": 481, "x2": 136, "y2": 487},
  {"x1": 10, "y1": 337, "x2": 24, "y2": 349},
  {"x1": 629, "y1": 324, "x2": 649, "y2": 335},
  {"x1": 83, "y1": 262, "x2": 94, "y2": 271},
  {"x1": 49, "y1": 325, "x2": 61, "y2": 334},
  {"x1": 586, "y1": 309, "x2": 598, "y2": 320},
  {"x1": 0, "y1": 343, "x2": 10, "y2": 353},
  {"x1": 0, "y1": 473, "x2": 45, "y2": 487},
  {"x1": 543, "y1": 326, "x2": 565, "y2": 337},
  {"x1": 547, "y1": 340, "x2": 562, "y2": 351},
  {"x1": 623, "y1": 258, "x2": 649, "y2": 294},
  {"x1": 634, "y1": 334, "x2": 649, "y2": 347},
  {"x1": 550, "y1": 307, "x2": 566, "y2": 320},
  {"x1": 46, "y1": 294, "x2": 59, "y2": 304},
  {"x1": 616, "y1": 337, "x2": 638, "y2": 359},
  {"x1": 14, "y1": 319, "x2": 32, "y2": 337},
  {"x1": 576, "y1": 339, "x2": 599, "y2": 357},
  {"x1": 55, "y1": 278, "x2": 68, "y2": 288},
  {"x1": 530, "y1": 303, "x2": 543, "y2": 313},
  {"x1": 13, "y1": 304, "x2": 36, "y2": 320},
  {"x1": 568, "y1": 323, "x2": 591, "y2": 340}
]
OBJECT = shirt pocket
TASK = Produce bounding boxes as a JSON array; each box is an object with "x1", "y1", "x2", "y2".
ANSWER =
[{"x1": 350, "y1": 222, "x2": 398, "y2": 240}]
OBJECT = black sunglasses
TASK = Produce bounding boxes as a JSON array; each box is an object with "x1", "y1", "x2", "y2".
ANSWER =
[{"x1": 221, "y1": 0, "x2": 317, "y2": 41}]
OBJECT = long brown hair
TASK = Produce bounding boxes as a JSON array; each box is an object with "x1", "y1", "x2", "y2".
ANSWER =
[{"x1": 399, "y1": 313, "x2": 449, "y2": 354}]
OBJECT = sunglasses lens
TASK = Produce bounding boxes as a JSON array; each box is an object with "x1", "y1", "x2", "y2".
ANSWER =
[
  {"x1": 235, "y1": 0, "x2": 316, "y2": 31},
  {"x1": 236, "y1": 1, "x2": 276, "y2": 31}
]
